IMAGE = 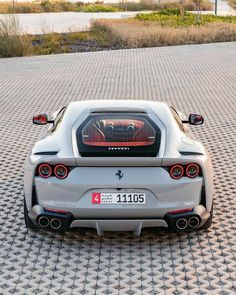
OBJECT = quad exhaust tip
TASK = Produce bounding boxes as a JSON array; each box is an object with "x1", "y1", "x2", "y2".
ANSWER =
[
  {"x1": 188, "y1": 216, "x2": 200, "y2": 228},
  {"x1": 38, "y1": 216, "x2": 62, "y2": 230},
  {"x1": 38, "y1": 216, "x2": 50, "y2": 228},
  {"x1": 50, "y1": 218, "x2": 62, "y2": 230},
  {"x1": 176, "y1": 218, "x2": 188, "y2": 230}
]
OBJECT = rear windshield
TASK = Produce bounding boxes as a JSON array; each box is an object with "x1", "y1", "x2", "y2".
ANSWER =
[{"x1": 76, "y1": 113, "x2": 161, "y2": 157}]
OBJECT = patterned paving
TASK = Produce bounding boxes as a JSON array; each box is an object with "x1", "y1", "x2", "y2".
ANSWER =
[{"x1": 0, "y1": 42, "x2": 236, "y2": 295}]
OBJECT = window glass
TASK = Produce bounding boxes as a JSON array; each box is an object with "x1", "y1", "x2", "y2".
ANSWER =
[
  {"x1": 77, "y1": 113, "x2": 161, "y2": 157},
  {"x1": 82, "y1": 117, "x2": 155, "y2": 147}
]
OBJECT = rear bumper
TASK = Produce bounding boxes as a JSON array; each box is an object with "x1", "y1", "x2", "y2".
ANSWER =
[
  {"x1": 33, "y1": 167, "x2": 204, "y2": 219},
  {"x1": 29, "y1": 204, "x2": 210, "y2": 236}
]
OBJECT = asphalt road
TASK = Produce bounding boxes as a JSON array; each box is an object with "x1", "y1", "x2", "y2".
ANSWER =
[{"x1": 0, "y1": 42, "x2": 236, "y2": 294}]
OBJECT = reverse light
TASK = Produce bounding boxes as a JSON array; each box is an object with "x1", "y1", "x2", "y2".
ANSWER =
[
  {"x1": 38, "y1": 163, "x2": 52, "y2": 178},
  {"x1": 170, "y1": 164, "x2": 184, "y2": 179},
  {"x1": 54, "y1": 164, "x2": 68, "y2": 179},
  {"x1": 186, "y1": 164, "x2": 200, "y2": 178}
]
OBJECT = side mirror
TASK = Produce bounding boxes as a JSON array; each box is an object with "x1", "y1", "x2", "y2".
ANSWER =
[
  {"x1": 189, "y1": 114, "x2": 204, "y2": 125},
  {"x1": 33, "y1": 114, "x2": 52, "y2": 125}
]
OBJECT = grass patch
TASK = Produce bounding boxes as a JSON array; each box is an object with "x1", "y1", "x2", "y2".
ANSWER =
[
  {"x1": 28, "y1": 30, "x2": 116, "y2": 55},
  {"x1": 76, "y1": 4, "x2": 119, "y2": 13},
  {"x1": 136, "y1": 9, "x2": 236, "y2": 26},
  {"x1": 0, "y1": 0, "x2": 213, "y2": 14}
]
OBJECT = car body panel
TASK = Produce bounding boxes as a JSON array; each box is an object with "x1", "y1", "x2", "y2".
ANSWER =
[
  {"x1": 24, "y1": 100, "x2": 213, "y2": 235},
  {"x1": 34, "y1": 166, "x2": 203, "y2": 218}
]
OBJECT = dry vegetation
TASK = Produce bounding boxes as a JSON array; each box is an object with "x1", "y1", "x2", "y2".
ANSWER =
[
  {"x1": 0, "y1": 15, "x2": 31, "y2": 57},
  {"x1": 228, "y1": 0, "x2": 236, "y2": 9},
  {"x1": 0, "y1": 15, "x2": 112, "y2": 57},
  {"x1": 0, "y1": 0, "x2": 212, "y2": 14},
  {"x1": 111, "y1": 0, "x2": 213, "y2": 12},
  {"x1": 0, "y1": 1, "x2": 77, "y2": 13},
  {"x1": 1, "y1": 8, "x2": 236, "y2": 58},
  {"x1": 92, "y1": 18, "x2": 236, "y2": 48}
]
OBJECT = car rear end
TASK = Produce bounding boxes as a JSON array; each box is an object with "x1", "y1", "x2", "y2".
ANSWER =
[{"x1": 27, "y1": 105, "x2": 211, "y2": 235}]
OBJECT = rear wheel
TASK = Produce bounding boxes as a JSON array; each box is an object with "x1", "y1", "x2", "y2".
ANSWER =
[{"x1": 24, "y1": 199, "x2": 38, "y2": 230}]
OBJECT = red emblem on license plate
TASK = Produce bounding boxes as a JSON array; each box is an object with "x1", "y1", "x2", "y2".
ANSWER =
[{"x1": 92, "y1": 192, "x2": 101, "y2": 204}]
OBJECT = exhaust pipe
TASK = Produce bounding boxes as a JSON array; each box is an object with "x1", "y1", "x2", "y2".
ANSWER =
[
  {"x1": 50, "y1": 218, "x2": 62, "y2": 230},
  {"x1": 188, "y1": 216, "x2": 200, "y2": 228},
  {"x1": 176, "y1": 218, "x2": 188, "y2": 230},
  {"x1": 38, "y1": 216, "x2": 50, "y2": 228}
]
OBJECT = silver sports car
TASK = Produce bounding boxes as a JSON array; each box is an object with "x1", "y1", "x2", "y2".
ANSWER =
[{"x1": 24, "y1": 100, "x2": 213, "y2": 236}]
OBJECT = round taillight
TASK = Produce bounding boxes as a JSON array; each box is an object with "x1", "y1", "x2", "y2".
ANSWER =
[
  {"x1": 38, "y1": 164, "x2": 52, "y2": 178},
  {"x1": 54, "y1": 164, "x2": 68, "y2": 179},
  {"x1": 170, "y1": 164, "x2": 184, "y2": 179},
  {"x1": 186, "y1": 164, "x2": 200, "y2": 178}
]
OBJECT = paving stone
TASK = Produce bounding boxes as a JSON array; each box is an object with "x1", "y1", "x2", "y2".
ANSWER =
[{"x1": 0, "y1": 42, "x2": 236, "y2": 295}]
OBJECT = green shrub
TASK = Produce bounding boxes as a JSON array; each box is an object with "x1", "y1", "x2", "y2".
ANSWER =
[
  {"x1": 76, "y1": 4, "x2": 119, "y2": 13},
  {"x1": 154, "y1": 8, "x2": 181, "y2": 16},
  {"x1": 136, "y1": 10, "x2": 236, "y2": 26}
]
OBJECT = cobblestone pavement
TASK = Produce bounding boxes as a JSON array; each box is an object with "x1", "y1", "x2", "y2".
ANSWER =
[{"x1": 0, "y1": 42, "x2": 236, "y2": 295}]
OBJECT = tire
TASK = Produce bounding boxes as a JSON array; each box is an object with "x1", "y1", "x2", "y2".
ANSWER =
[
  {"x1": 199, "y1": 205, "x2": 213, "y2": 230},
  {"x1": 24, "y1": 199, "x2": 38, "y2": 230}
]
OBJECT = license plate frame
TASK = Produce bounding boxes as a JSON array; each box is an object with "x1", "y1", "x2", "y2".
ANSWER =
[{"x1": 92, "y1": 192, "x2": 146, "y2": 205}]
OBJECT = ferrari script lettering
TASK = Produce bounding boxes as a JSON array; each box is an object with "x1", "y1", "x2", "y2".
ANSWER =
[{"x1": 108, "y1": 147, "x2": 130, "y2": 151}]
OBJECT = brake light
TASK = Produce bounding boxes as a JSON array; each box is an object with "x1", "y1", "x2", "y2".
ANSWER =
[
  {"x1": 169, "y1": 163, "x2": 201, "y2": 179},
  {"x1": 54, "y1": 164, "x2": 68, "y2": 179},
  {"x1": 170, "y1": 164, "x2": 184, "y2": 179},
  {"x1": 38, "y1": 163, "x2": 52, "y2": 178},
  {"x1": 186, "y1": 164, "x2": 200, "y2": 178},
  {"x1": 37, "y1": 163, "x2": 69, "y2": 179}
]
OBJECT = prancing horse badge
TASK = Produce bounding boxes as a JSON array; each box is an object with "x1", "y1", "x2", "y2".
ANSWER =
[{"x1": 116, "y1": 170, "x2": 124, "y2": 180}]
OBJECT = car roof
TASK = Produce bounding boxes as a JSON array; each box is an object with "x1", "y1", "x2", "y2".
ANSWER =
[
  {"x1": 61, "y1": 100, "x2": 173, "y2": 131},
  {"x1": 68, "y1": 100, "x2": 168, "y2": 113}
]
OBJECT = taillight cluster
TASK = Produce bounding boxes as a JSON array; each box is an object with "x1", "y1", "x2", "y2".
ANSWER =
[
  {"x1": 37, "y1": 163, "x2": 68, "y2": 179},
  {"x1": 169, "y1": 164, "x2": 200, "y2": 179}
]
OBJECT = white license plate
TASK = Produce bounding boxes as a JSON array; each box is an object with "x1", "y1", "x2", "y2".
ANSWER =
[{"x1": 92, "y1": 192, "x2": 146, "y2": 205}]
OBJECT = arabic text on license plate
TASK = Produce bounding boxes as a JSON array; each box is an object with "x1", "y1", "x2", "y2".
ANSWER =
[{"x1": 92, "y1": 193, "x2": 146, "y2": 204}]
